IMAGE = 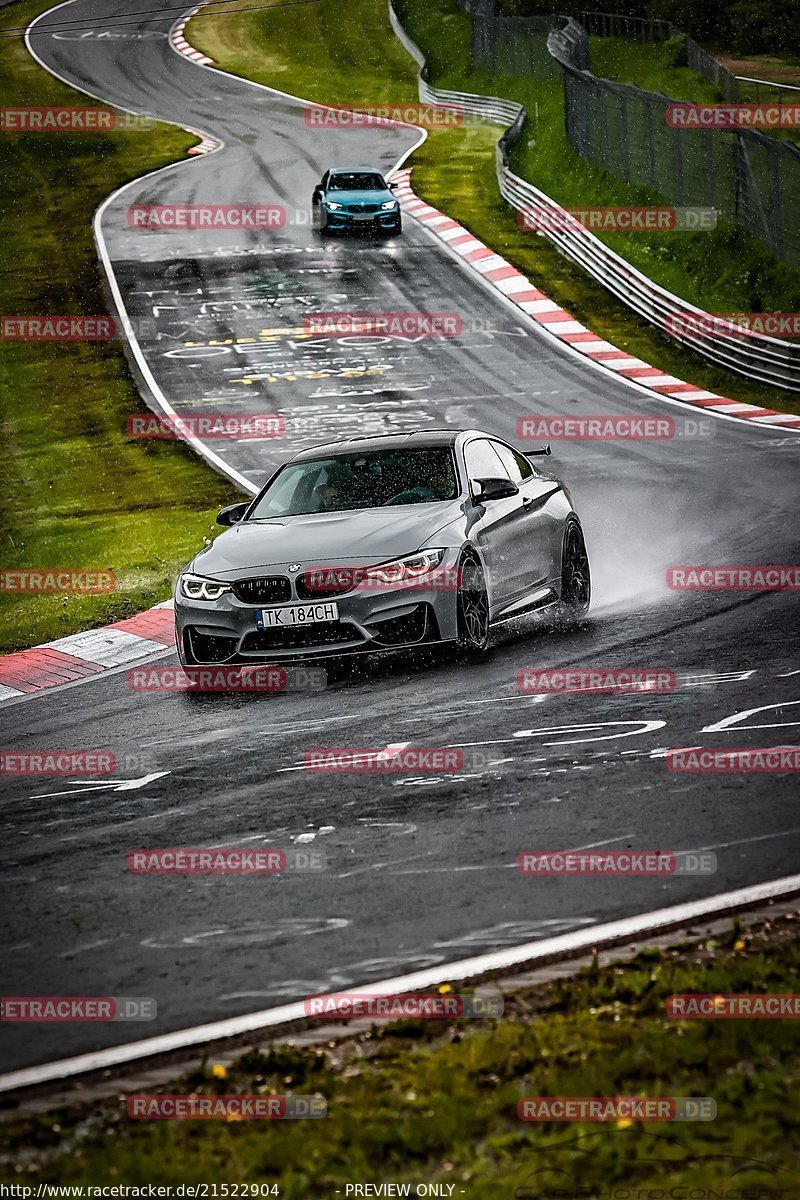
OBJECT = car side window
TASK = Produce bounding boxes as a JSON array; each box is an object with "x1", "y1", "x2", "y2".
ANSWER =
[
  {"x1": 491, "y1": 441, "x2": 533, "y2": 482},
  {"x1": 464, "y1": 439, "x2": 508, "y2": 486}
]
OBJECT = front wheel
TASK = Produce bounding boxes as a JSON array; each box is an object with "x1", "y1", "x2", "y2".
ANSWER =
[
  {"x1": 558, "y1": 520, "x2": 591, "y2": 620},
  {"x1": 456, "y1": 555, "x2": 490, "y2": 655}
]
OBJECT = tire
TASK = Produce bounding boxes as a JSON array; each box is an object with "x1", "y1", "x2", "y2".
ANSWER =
[
  {"x1": 456, "y1": 554, "x2": 490, "y2": 655},
  {"x1": 558, "y1": 519, "x2": 591, "y2": 620}
]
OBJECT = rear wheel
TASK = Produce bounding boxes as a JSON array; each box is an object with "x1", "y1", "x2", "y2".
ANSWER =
[
  {"x1": 456, "y1": 554, "x2": 490, "y2": 655},
  {"x1": 559, "y1": 520, "x2": 591, "y2": 620}
]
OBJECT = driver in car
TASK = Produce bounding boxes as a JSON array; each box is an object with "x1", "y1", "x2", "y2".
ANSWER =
[{"x1": 382, "y1": 454, "x2": 456, "y2": 505}]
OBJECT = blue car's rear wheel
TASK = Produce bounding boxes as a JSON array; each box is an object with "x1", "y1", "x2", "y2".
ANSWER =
[{"x1": 456, "y1": 554, "x2": 490, "y2": 654}]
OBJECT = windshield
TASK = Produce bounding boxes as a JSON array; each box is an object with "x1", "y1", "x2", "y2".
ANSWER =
[
  {"x1": 249, "y1": 447, "x2": 459, "y2": 518},
  {"x1": 328, "y1": 172, "x2": 385, "y2": 191}
]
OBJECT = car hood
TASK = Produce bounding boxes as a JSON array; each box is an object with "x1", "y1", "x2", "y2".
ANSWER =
[
  {"x1": 189, "y1": 503, "x2": 463, "y2": 578},
  {"x1": 327, "y1": 188, "x2": 394, "y2": 205}
]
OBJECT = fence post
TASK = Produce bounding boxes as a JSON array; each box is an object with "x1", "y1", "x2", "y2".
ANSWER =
[
  {"x1": 673, "y1": 125, "x2": 685, "y2": 206},
  {"x1": 770, "y1": 146, "x2": 785, "y2": 261},
  {"x1": 646, "y1": 98, "x2": 656, "y2": 187}
]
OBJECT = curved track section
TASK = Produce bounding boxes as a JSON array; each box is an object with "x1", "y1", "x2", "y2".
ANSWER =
[{"x1": 0, "y1": 0, "x2": 798, "y2": 1075}]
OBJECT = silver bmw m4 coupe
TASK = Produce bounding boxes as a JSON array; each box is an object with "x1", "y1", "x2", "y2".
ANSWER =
[{"x1": 174, "y1": 429, "x2": 590, "y2": 665}]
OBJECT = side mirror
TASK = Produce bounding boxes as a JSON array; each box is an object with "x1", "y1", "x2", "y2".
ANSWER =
[
  {"x1": 217, "y1": 502, "x2": 249, "y2": 527},
  {"x1": 473, "y1": 477, "x2": 519, "y2": 502},
  {"x1": 527, "y1": 444, "x2": 551, "y2": 457},
  {"x1": 388, "y1": 180, "x2": 398, "y2": 190}
]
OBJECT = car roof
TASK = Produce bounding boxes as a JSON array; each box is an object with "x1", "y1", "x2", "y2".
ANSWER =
[
  {"x1": 327, "y1": 167, "x2": 386, "y2": 174},
  {"x1": 291, "y1": 430, "x2": 460, "y2": 460}
]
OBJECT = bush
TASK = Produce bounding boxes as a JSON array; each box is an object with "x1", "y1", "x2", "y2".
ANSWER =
[{"x1": 664, "y1": 31, "x2": 689, "y2": 65}]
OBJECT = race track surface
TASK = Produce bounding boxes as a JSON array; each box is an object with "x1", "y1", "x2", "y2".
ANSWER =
[{"x1": 1, "y1": 0, "x2": 798, "y2": 1073}]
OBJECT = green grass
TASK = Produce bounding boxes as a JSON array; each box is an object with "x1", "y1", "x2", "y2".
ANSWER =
[
  {"x1": 188, "y1": 0, "x2": 800, "y2": 417},
  {"x1": 0, "y1": 0, "x2": 237, "y2": 653},
  {"x1": 3, "y1": 916, "x2": 800, "y2": 1192},
  {"x1": 589, "y1": 36, "x2": 723, "y2": 98}
]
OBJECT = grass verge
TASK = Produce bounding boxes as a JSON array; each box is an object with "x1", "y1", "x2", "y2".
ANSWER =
[
  {"x1": 188, "y1": 0, "x2": 800, "y2": 416},
  {"x1": 2, "y1": 913, "x2": 799, "y2": 1191},
  {"x1": 0, "y1": 0, "x2": 236, "y2": 654}
]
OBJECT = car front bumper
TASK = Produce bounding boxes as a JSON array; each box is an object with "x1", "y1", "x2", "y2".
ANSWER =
[
  {"x1": 324, "y1": 207, "x2": 400, "y2": 231},
  {"x1": 174, "y1": 554, "x2": 461, "y2": 664}
]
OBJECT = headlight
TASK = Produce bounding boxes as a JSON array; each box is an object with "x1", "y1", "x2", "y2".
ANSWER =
[
  {"x1": 325, "y1": 201, "x2": 342, "y2": 210},
  {"x1": 363, "y1": 549, "x2": 444, "y2": 586},
  {"x1": 381, "y1": 200, "x2": 398, "y2": 211},
  {"x1": 179, "y1": 573, "x2": 232, "y2": 601}
]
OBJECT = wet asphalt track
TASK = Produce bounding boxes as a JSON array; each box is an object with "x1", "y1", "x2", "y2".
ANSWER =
[{"x1": 0, "y1": 0, "x2": 799, "y2": 1073}]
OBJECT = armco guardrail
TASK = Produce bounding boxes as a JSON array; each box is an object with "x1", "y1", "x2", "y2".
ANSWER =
[{"x1": 387, "y1": 0, "x2": 800, "y2": 393}]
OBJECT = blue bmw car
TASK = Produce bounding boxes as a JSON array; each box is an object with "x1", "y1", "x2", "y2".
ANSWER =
[{"x1": 312, "y1": 168, "x2": 402, "y2": 236}]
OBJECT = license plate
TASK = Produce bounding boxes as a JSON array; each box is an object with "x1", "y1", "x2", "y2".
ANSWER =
[
  {"x1": 353, "y1": 213, "x2": 374, "y2": 220},
  {"x1": 257, "y1": 601, "x2": 339, "y2": 629}
]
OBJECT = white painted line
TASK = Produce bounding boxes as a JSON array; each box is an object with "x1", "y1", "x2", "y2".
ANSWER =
[
  {"x1": 452, "y1": 239, "x2": 485, "y2": 255},
  {"x1": 439, "y1": 226, "x2": 467, "y2": 242},
  {"x1": 640, "y1": 374, "x2": 684, "y2": 387},
  {"x1": 579, "y1": 340, "x2": 616, "y2": 353},
  {"x1": 710, "y1": 401, "x2": 768, "y2": 414},
  {"x1": 670, "y1": 389, "x2": 719, "y2": 401},
  {"x1": 518, "y1": 298, "x2": 560, "y2": 314},
  {"x1": 604, "y1": 357, "x2": 651, "y2": 371},
  {"x1": 472, "y1": 254, "x2": 508, "y2": 273},
  {"x1": 539, "y1": 320, "x2": 586, "y2": 335},
  {"x1": 749, "y1": 413, "x2": 800, "y2": 424},
  {"x1": 495, "y1": 275, "x2": 531, "y2": 295},
  {"x1": 43, "y1": 628, "x2": 165, "y2": 667},
  {"x1": 2, "y1": 872, "x2": 799, "y2": 1094}
]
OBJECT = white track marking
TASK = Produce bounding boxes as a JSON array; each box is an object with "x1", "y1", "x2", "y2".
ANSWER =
[
  {"x1": 702, "y1": 699, "x2": 800, "y2": 733},
  {"x1": 30, "y1": 772, "x2": 170, "y2": 799},
  {"x1": 2, "y1": 872, "x2": 800, "y2": 1094}
]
